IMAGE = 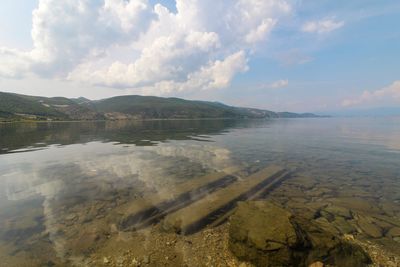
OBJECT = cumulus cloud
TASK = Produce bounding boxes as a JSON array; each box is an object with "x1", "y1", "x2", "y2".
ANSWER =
[
  {"x1": 84, "y1": 50, "x2": 249, "y2": 95},
  {"x1": 342, "y1": 81, "x2": 400, "y2": 107},
  {"x1": 301, "y1": 18, "x2": 344, "y2": 34},
  {"x1": 69, "y1": 30, "x2": 223, "y2": 88},
  {"x1": 0, "y1": 0, "x2": 155, "y2": 78},
  {"x1": 245, "y1": 19, "x2": 277, "y2": 44},
  {"x1": 0, "y1": 0, "x2": 292, "y2": 94},
  {"x1": 259, "y1": 79, "x2": 289, "y2": 89}
]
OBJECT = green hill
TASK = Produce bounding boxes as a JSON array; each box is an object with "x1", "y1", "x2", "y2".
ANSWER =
[
  {"x1": 90, "y1": 95, "x2": 274, "y2": 119},
  {"x1": 0, "y1": 91, "x2": 321, "y2": 122},
  {"x1": 0, "y1": 92, "x2": 67, "y2": 120},
  {"x1": 0, "y1": 92, "x2": 104, "y2": 121}
]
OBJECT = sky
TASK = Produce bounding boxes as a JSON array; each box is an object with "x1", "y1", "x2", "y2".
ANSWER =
[{"x1": 0, "y1": 0, "x2": 399, "y2": 113}]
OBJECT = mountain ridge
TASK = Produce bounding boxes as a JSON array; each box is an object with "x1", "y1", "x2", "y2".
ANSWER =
[{"x1": 0, "y1": 91, "x2": 323, "y2": 122}]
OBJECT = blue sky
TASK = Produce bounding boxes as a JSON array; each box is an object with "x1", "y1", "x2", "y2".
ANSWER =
[{"x1": 0, "y1": 0, "x2": 399, "y2": 112}]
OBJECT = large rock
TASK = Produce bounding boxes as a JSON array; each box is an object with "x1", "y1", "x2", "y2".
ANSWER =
[
  {"x1": 356, "y1": 215, "x2": 383, "y2": 238},
  {"x1": 228, "y1": 201, "x2": 371, "y2": 267},
  {"x1": 387, "y1": 227, "x2": 400, "y2": 238},
  {"x1": 332, "y1": 217, "x2": 357, "y2": 234},
  {"x1": 323, "y1": 205, "x2": 353, "y2": 220},
  {"x1": 229, "y1": 201, "x2": 308, "y2": 266}
]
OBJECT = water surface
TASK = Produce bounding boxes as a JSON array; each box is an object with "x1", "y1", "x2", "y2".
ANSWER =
[{"x1": 0, "y1": 118, "x2": 399, "y2": 266}]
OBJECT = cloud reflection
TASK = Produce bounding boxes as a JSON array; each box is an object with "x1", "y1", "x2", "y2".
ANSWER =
[{"x1": 0, "y1": 141, "x2": 233, "y2": 264}]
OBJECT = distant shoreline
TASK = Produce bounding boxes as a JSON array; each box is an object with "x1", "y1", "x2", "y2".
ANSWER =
[
  {"x1": 0, "y1": 116, "x2": 328, "y2": 124},
  {"x1": 0, "y1": 91, "x2": 323, "y2": 122}
]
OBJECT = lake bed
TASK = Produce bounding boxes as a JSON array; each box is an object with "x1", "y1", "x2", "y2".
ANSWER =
[{"x1": 0, "y1": 118, "x2": 399, "y2": 266}]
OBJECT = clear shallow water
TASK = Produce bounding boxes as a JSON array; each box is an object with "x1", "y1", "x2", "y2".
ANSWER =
[{"x1": 0, "y1": 118, "x2": 399, "y2": 266}]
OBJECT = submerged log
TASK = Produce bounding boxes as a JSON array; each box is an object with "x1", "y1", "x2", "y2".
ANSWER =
[
  {"x1": 118, "y1": 166, "x2": 242, "y2": 230},
  {"x1": 208, "y1": 170, "x2": 292, "y2": 228},
  {"x1": 162, "y1": 165, "x2": 287, "y2": 234}
]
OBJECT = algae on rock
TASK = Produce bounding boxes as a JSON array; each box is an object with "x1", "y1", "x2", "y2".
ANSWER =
[{"x1": 228, "y1": 201, "x2": 371, "y2": 267}]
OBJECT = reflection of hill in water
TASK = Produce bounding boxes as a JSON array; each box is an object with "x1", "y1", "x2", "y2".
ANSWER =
[{"x1": 0, "y1": 119, "x2": 272, "y2": 153}]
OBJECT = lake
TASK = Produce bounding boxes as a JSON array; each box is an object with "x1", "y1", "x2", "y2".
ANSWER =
[{"x1": 0, "y1": 118, "x2": 399, "y2": 266}]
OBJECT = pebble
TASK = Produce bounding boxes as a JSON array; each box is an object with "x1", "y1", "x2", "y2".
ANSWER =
[
  {"x1": 143, "y1": 255, "x2": 150, "y2": 264},
  {"x1": 309, "y1": 262, "x2": 324, "y2": 267},
  {"x1": 116, "y1": 256, "x2": 124, "y2": 265},
  {"x1": 65, "y1": 214, "x2": 77, "y2": 221},
  {"x1": 132, "y1": 258, "x2": 140, "y2": 266},
  {"x1": 103, "y1": 257, "x2": 110, "y2": 264},
  {"x1": 343, "y1": 234, "x2": 355, "y2": 241}
]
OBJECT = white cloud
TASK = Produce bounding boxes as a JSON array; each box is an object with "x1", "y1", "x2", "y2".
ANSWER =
[
  {"x1": 245, "y1": 19, "x2": 277, "y2": 44},
  {"x1": 259, "y1": 79, "x2": 289, "y2": 89},
  {"x1": 270, "y1": 79, "x2": 289, "y2": 89},
  {"x1": 301, "y1": 18, "x2": 344, "y2": 34},
  {"x1": 342, "y1": 81, "x2": 400, "y2": 107},
  {"x1": 69, "y1": 30, "x2": 222, "y2": 88},
  {"x1": 0, "y1": 48, "x2": 32, "y2": 78},
  {"x1": 141, "y1": 50, "x2": 249, "y2": 95},
  {"x1": 0, "y1": 0, "x2": 292, "y2": 95},
  {"x1": 1, "y1": 0, "x2": 154, "y2": 78}
]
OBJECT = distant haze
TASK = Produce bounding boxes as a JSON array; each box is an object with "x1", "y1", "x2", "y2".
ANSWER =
[{"x1": 321, "y1": 107, "x2": 400, "y2": 117}]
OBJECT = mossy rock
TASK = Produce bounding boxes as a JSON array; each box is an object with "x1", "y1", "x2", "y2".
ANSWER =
[
  {"x1": 387, "y1": 227, "x2": 400, "y2": 238},
  {"x1": 332, "y1": 217, "x2": 357, "y2": 234},
  {"x1": 313, "y1": 217, "x2": 340, "y2": 236},
  {"x1": 328, "y1": 197, "x2": 380, "y2": 214},
  {"x1": 319, "y1": 210, "x2": 335, "y2": 222},
  {"x1": 299, "y1": 216, "x2": 370, "y2": 267},
  {"x1": 356, "y1": 215, "x2": 383, "y2": 238},
  {"x1": 324, "y1": 205, "x2": 353, "y2": 219},
  {"x1": 228, "y1": 201, "x2": 371, "y2": 267},
  {"x1": 229, "y1": 201, "x2": 309, "y2": 266}
]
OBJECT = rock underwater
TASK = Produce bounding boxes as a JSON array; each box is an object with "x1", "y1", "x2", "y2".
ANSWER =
[{"x1": 228, "y1": 201, "x2": 371, "y2": 267}]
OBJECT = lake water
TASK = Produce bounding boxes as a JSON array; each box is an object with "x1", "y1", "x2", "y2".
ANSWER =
[{"x1": 0, "y1": 118, "x2": 399, "y2": 266}]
